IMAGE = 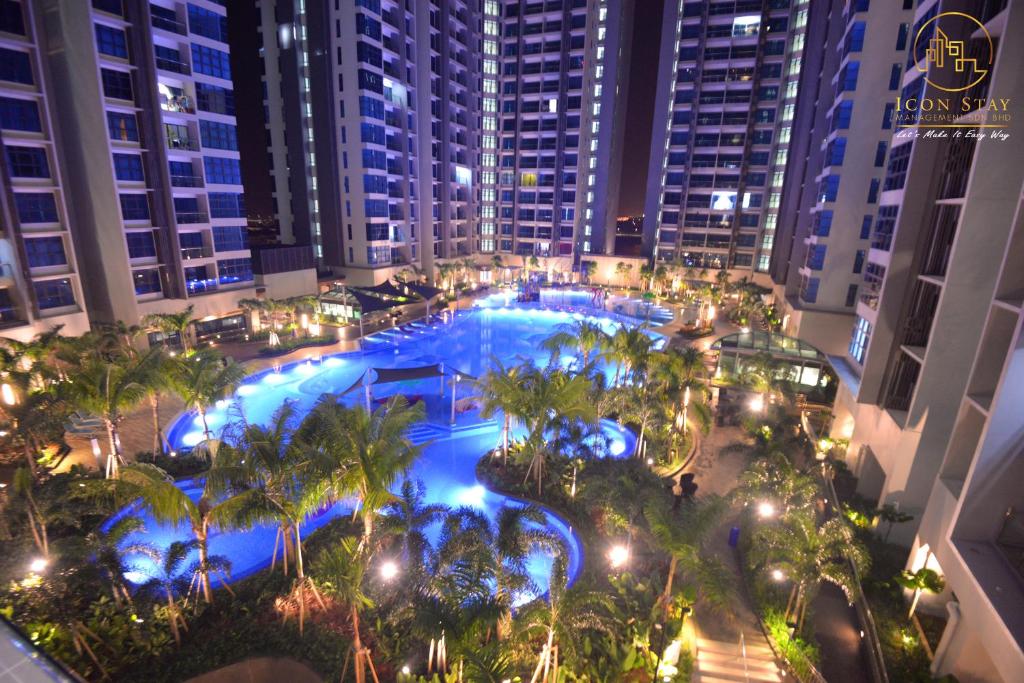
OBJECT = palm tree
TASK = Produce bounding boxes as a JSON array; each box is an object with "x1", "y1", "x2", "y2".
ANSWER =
[
  {"x1": 63, "y1": 348, "x2": 164, "y2": 471},
  {"x1": 477, "y1": 357, "x2": 529, "y2": 463},
  {"x1": 615, "y1": 261, "x2": 632, "y2": 287},
  {"x1": 650, "y1": 348, "x2": 712, "y2": 435},
  {"x1": 645, "y1": 497, "x2": 733, "y2": 617},
  {"x1": 143, "y1": 305, "x2": 196, "y2": 355},
  {"x1": 606, "y1": 326, "x2": 653, "y2": 386},
  {"x1": 138, "y1": 540, "x2": 195, "y2": 645},
  {"x1": 313, "y1": 537, "x2": 377, "y2": 683},
  {"x1": 750, "y1": 511, "x2": 870, "y2": 632},
  {"x1": 616, "y1": 383, "x2": 661, "y2": 459},
  {"x1": 12, "y1": 467, "x2": 49, "y2": 558},
  {"x1": 378, "y1": 478, "x2": 445, "y2": 575},
  {"x1": 493, "y1": 504, "x2": 557, "y2": 640},
  {"x1": 519, "y1": 552, "x2": 613, "y2": 683},
  {"x1": 654, "y1": 264, "x2": 669, "y2": 296},
  {"x1": 895, "y1": 567, "x2": 945, "y2": 618},
  {"x1": 115, "y1": 463, "x2": 243, "y2": 603},
  {"x1": 541, "y1": 320, "x2": 609, "y2": 370},
  {"x1": 79, "y1": 514, "x2": 150, "y2": 606},
  {"x1": 639, "y1": 263, "x2": 653, "y2": 291},
  {"x1": 736, "y1": 452, "x2": 819, "y2": 514},
  {"x1": 168, "y1": 348, "x2": 245, "y2": 441},
  {"x1": 300, "y1": 395, "x2": 425, "y2": 549}
]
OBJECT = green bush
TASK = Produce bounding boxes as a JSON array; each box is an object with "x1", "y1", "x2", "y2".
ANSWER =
[
  {"x1": 257, "y1": 334, "x2": 336, "y2": 357},
  {"x1": 135, "y1": 450, "x2": 209, "y2": 478}
]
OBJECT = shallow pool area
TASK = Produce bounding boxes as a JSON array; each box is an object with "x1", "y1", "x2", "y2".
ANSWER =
[{"x1": 117, "y1": 305, "x2": 655, "y2": 600}]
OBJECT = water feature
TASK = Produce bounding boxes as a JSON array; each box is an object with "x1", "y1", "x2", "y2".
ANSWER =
[{"x1": 114, "y1": 306, "x2": 658, "y2": 599}]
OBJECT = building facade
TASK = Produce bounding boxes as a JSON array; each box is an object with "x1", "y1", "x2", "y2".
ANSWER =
[
  {"x1": 34, "y1": 0, "x2": 257, "y2": 340},
  {"x1": 257, "y1": 0, "x2": 631, "y2": 285},
  {"x1": 770, "y1": 0, "x2": 916, "y2": 355},
  {"x1": 828, "y1": 1, "x2": 1024, "y2": 680},
  {"x1": 640, "y1": 0, "x2": 810, "y2": 279},
  {"x1": 0, "y1": 0, "x2": 91, "y2": 341}
]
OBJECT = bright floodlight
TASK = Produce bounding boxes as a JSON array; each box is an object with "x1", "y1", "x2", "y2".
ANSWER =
[
  {"x1": 29, "y1": 557, "x2": 47, "y2": 573},
  {"x1": 401, "y1": 665, "x2": 411, "y2": 675},
  {"x1": 748, "y1": 394, "x2": 765, "y2": 413},
  {"x1": 380, "y1": 560, "x2": 399, "y2": 581},
  {"x1": 608, "y1": 544, "x2": 630, "y2": 569},
  {"x1": 757, "y1": 502, "x2": 775, "y2": 519},
  {"x1": 771, "y1": 569, "x2": 785, "y2": 582}
]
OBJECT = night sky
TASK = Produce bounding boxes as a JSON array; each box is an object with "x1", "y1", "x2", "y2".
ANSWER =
[{"x1": 617, "y1": 0, "x2": 664, "y2": 217}]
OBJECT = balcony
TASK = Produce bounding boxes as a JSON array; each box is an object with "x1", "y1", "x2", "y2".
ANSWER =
[
  {"x1": 151, "y1": 14, "x2": 187, "y2": 35},
  {"x1": 161, "y1": 96, "x2": 195, "y2": 115},
  {"x1": 167, "y1": 136, "x2": 200, "y2": 152},
  {"x1": 180, "y1": 247, "x2": 213, "y2": 261},
  {"x1": 156, "y1": 57, "x2": 190, "y2": 75},
  {"x1": 186, "y1": 278, "x2": 218, "y2": 295},
  {"x1": 921, "y1": 205, "x2": 960, "y2": 277},
  {"x1": 170, "y1": 174, "x2": 204, "y2": 188},
  {"x1": 175, "y1": 212, "x2": 208, "y2": 224}
]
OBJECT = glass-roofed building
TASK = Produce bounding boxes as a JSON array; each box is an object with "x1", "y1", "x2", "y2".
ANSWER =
[{"x1": 711, "y1": 330, "x2": 832, "y2": 389}]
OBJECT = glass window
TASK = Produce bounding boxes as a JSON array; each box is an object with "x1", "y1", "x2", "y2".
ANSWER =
[
  {"x1": 0, "y1": 96, "x2": 40, "y2": 132},
  {"x1": 133, "y1": 268, "x2": 161, "y2": 295},
  {"x1": 184, "y1": 265, "x2": 215, "y2": 294},
  {"x1": 14, "y1": 193, "x2": 58, "y2": 223},
  {"x1": 126, "y1": 231, "x2": 157, "y2": 259},
  {"x1": 33, "y1": 278, "x2": 76, "y2": 309},
  {"x1": 101, "y1": 68, "x2": 133, "y2": 100},
  {"x1": 94, "y1": 23, "x2": 128, "y2": 58},
  {"x1": 24, "y1": 237, "x2": 66, "y2": 267},
  {"x1": 195, "y1": 83, "x2": 234, "y2": 115},
  {"x1": 208, "y1": 192, "x2": 245, "y2": 218},
  {"x1": 199, "y1": 120, "x2": 237, "y2": 150},
  {"x1": 216, "y1": 257, "x2": 253, "y2": 284},
  {"x1": 203, "y1": 156, "x2": 241, "y2": 184},
  {"x1": 119, "y1": 193, "x2": 150, "y2": 221},
  {"x1": 190, "y1": 44, "x2": 231, "y2": 79},
  {"x1": 1, "y1": 0, "x2": 25, "y2": 35},
  {"x1": 187, "y1": 4, "x2": 227, "y2": 42},
  {"x1": 5, "y1": 146, "x2": 49, "y2": 177},
  {"x1": 0, "y1": 47, "x2": 31, "y2": 84},
  {"x1": 212, "y1": 226, "x2": 247, "y2": 252},
  {"x1": 800, "y1": 276, "x2": 820, "y2": 303},
  {"x1": 106, "y1": 111, "x2": 139, "y2": 141},
  {"x1": 849, "y1": 316, "x2": 871, "y2": 364},
  {"x1": 112, "y1": 153, "x2": 144, "y2": 181}
]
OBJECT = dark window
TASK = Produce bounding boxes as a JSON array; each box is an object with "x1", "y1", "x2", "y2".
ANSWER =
[
  {"x1": 33, "y1": 278, "x2": 76, "y2": 309},
  {"x1": 0, "y1": 96, "x2": 40, "y2": 131},
  {"x1": 199, "y1": 120, "x2": 237, "y2": 150},
  {"x1": 195, "y1": 83, "x2": 234, "y2": 115},
  {"x1": 845, "y1": 284, "x2": 859, "y2": 307},
  {"x1": 92, "y1": 0, "x2": 123, "y2": 16},
  {"x1": 126, "y1": 231, "x2": 157, "y2": 259},
  {"x1": 112, "y1": 153, "x2": 144, "y2": 181},
  {"x1": 5, "y1": 146, "x2": 49, "y2": 177},
  {"x1": 874, "y1": 142, "x2": 887, "y2": 167},
  {"x1": 119, "y1": 193, "x2": 150, "y2": 221},
  {"x1": 203, "y1": 156, "x2": 241, "y2": 184},
  {"x1": 882, "y1": 102, "x2": 895, "y2": 129},
  {"x1": 0, "y1": 47, "x2": 31, "y2": 84},
  {"x1": 190, "y1": 44, "x2": 231, "y2": 79},
  {"x1": 133, "y1": 268, "x2": 162, "y2": 295},
  {"x1": 94, "y1": 24, "x2": 128, "y2": 58},
  {"x1": 106, "y1": 111, "x2": 139, "y2": 141},
  {"x1": 867, "y1": 178, "x2": 880, "y2": 203},
  {"x1": 888, "y1": 64, "x2": 902, "y2": 90},
  {"x1": 14, "y1": 193, "x2": 58, "y2": 223},
  {"x1": 187, "y1": 3, "x2": 227, "y2": 42},
  {"x1": 1, "y1": 0, "x2": 25, "y2": 35},
  {"x1": 24, "y1": 237, "x2": 66, "y2": 267},
  {"x1": 217, "y1": 257, "x2": 253, "y2": 284},
  {"x1": 212, "y1": 226, "x2": 247, "y2": 252},
  {"x1": 101, "y1": 68, "x2": 133, "y2": 100},
  {"x1": 853, "y1": 249, "x2": 866, "y2": 274}
]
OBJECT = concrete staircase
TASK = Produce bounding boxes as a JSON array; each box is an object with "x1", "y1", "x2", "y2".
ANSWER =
[{"x1": 693, "y1": 636, "x2": 782, "y2": 683}]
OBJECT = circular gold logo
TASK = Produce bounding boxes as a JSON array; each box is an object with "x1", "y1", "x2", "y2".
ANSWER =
[{"x1": 913, "y1": 11, "x2": 994, "y2": 93}]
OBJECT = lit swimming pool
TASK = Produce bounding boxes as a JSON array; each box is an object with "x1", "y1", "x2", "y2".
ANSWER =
[{"x1": 115, "y1": 306, "x2": 656, "y2": 600}]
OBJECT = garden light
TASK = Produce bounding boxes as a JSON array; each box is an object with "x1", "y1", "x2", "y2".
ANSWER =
[
  {"x1": 757, "y1": 502, "x2": 775, "y2": 519},
  {"x1": 1, "y1": 382, "x2": 16, "y2": 406},
  {"x1": 401, "y1": 665, "x2": 411, "y2": 675},
  {"x1": 608, "y1": 544, "x2": 630, "y2": 569},
  {"x1": 771, "y1": 569, "x2": 785, "y2": 582},
  {"x1": 29, "y1": 557, "x2": 47, "y2": 574},
  {"x1": 380, "y1": 560, "x2": 399, "y2": 581},
  {"x1": 748, "y1": 394, "x2": 765, "y2": 413}
]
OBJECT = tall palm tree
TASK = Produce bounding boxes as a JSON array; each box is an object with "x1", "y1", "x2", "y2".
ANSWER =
[
  {"x1": 313, "y1": 537, "x2": 377, "y2": 683},
  {"x1": 615, "y1": 383, "x2": 661, "y2": 459},
  {"x1": 378, "y1": 478, "x2": 445, "y2": 575},
  {"x1": 168, "y1": 348, "x2": 245, "y2": 441},
  {"x1": 606, "y1": 326, "x2": 653, "y2": 386},
  {"x1": 650, "y1": 348, "x2": 712, "y2": 435},
  {"x1": 750, "y1": 511, "x2": 869, "y2": 632},
  {"x1": 12, "y1": 466, "x2": 49, "y2": 558},
  {"x1": 144, "y1": 305, "x2": 196, "y2": 355},
  {"x1": 138, "y1": 540, "x2": 194, "y2": 645},
  {"x1": 78, "y1": 514, "x2": 150, "y2": 606},
  {"x1": 63, "y1": 348, "x2": 164, "y2": 469},
  {"x1": 645, "y1": 497, "x2": 733, "y2": 617},
  {"x1": 492, "y1": 504, "x2": 557, "y2": 640},
  {"x1": 541, "y1": 320, "x2": 609, "y2": 369},
  {"x1": 115, "y1": 463, "x2": 244, "y2": 603},
  {"x1": 477, "y1": 357, "x2": 529, "y2": 463},
  {"x1": 736, "y1": 452, "x2": 819, "y2": 514},
  {"x1": 300, "y1": 395, "x2": 425, "y2": 549},
  {"x1": 519, "y1": 553, "x2": 613, "y2": 683}
]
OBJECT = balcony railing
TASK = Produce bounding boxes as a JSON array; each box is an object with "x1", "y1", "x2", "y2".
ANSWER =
[
  {"x1": 156, "y1": 57, "x2": 190, "y2": 75},
  {"x1": 175, "y1": 212, "x2": 208, "y2": 224},
  {"x1": 180, "y1": 247, "x2": 212, "y2": 261},
  {"x1": 186, "y1": 278, "x2": 218, "y2": 295},
  {"x1": 167, "y1": 137, "x2": 200, "y2": 152},
  {"x1": 170, "y1": 174, "x2": 204, "y2": 188},
  {"x1": 151, "y1": 15, "x2": 187, "y2": 35},
  {"x1": 161, "y1": 96, "x2": 195, "y2": 115}
]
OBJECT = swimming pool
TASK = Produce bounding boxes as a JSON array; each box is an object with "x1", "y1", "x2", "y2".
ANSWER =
[{"x1": 116, "y1": 306, "x2": 656, "y2": 600}]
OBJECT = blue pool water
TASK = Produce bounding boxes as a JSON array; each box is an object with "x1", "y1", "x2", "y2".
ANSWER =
[{"x1": 115, "y1": 306, "x2": 655, "y2": 599}]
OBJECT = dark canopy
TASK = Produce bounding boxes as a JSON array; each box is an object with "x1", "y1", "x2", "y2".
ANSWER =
[
  {"x1": 405, "y1": 281, "x2": 444, "y2": 300},
  {"x1": 356, "y1": 279, "x2": 408, "y2": 299},
  {"x1": 339, "y1": 364, "x2": 476, "y2": 396}
]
